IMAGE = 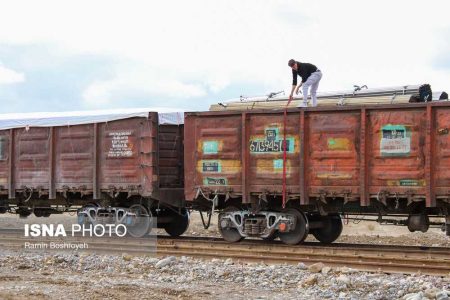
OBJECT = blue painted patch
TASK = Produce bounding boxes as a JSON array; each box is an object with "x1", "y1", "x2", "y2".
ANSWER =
[
  {"x1": 203, "y1": 141, "x2": 219, "y2": 154},
  {"x1": 273, "y1": 159, "x2": 284, "y2": 169}
]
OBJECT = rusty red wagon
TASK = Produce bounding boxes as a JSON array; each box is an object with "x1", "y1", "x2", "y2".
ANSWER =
[
  {"x1": 184, "y1": 102, "x2": 450, "y2": 244},
  {"x1": 0, "y1": 109, "x2": 186, "y2": 237}
]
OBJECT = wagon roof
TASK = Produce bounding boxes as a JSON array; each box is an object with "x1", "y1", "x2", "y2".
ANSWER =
[
  {"x1": 0, "y1": 107, "x2": 184, "y2": 130},
  {"x1": 210, "y1": 85, "x2": 448, "y2": 111}
]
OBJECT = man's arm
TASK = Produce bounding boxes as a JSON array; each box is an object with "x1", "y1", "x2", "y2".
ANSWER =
[
  {"x1": 289, "y1": 69, "x2": 298, "y2": 100},
  {"x1": 289, "y1": 85, "x2": 297, "y2": 100},
  {"x1": 295, "y1": 82, "x2": 303, "y2": 94}
]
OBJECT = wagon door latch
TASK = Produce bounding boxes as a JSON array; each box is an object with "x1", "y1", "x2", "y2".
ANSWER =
[
  {"x1": 342, "y1": 190, "x2": 352, "y2": 205},
  {"x1": 80, "y1": 185, "x2": 88, "y2": 197},
  {"x1": 316, "y1": 190, "x2": 328, "y2": 216},
  {"x1": 21, "y1": 186, "x2": 33, "y2": 202},
  {"x1": 61, "y1": 185, "x2": 69, "y2": 199},
  {"x1": 108, "y1": 185, "x2": 122, "y2": 199},
  {"x1": 36, "y1": 186, "x2": 45, "y2": 198},
  {"x1": 127, "y1": 185, "x2": 139, "y2": 198},
  {"x1": 376, "y1": 190, "x2": 389, "y2": 207},
  {"x1": 406, "y1": 190, "x2": 416, "y2": 206}
]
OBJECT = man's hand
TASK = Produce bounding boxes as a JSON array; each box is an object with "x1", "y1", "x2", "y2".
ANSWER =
[
  {"x1": 295, "y1": 84, "x2": 302, "y2": 95},
  {"x1": 289, "y1": 85, "x2": 297, "y2": 101}
]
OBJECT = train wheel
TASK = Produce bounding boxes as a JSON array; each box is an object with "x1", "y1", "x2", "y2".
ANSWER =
[
  {"x1": 164, "y1": 208, "x2": 190, "y2": 237},
  {"x1": 34, "y1": 209, "x2": 51, "y2": 218},
  {"x1": 127, "y1": 204, "x2": 153, "y2": 238},
  {"x1": 262, "y1": 231, "x2": 278, "y2": 241},
  {"x1": 17, "y1": 208, "x2": 32, "y2": 219},
  {"x1": 218, "y1": 206, "x2": 244, "y2": 243},
  {"x1": 34, "y1": 210, "x2": 44, "y2": 217},
  {"x1": 279, "y1": 208, "x2": 309, "y2": 245},
  {"x1": 311, "y1": 214, "x2": 343, "y2": 244}
]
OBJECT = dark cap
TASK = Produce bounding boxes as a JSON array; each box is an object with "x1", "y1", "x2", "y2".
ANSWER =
[{"x1": 288, "y1": 59, "x2": 296, "y2": 67}]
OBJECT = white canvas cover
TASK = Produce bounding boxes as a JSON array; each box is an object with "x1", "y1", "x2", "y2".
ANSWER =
[{"x1": 0, "y1": 107, "x2": 184, "y2": 130}]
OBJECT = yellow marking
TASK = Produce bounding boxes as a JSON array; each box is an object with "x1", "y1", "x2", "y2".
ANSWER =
[
  {"x1": 196, "y1": 160, "x2": 241, "y2": 174},
  {"x1": 294, "y1": 137, "x2": 300, "y2": 153},
  {"x1": 317, "y1": 173, "x2": 353, "y2": 179},
  {"x1": 0, "y1": 178, "x2": 7, "y2": 184},
  {"x1": 256, "y1": 159, "x2": 292, "y2": 175},
  {"x1": 328, "y1": 138, "x2": 351, "y2": 151}
]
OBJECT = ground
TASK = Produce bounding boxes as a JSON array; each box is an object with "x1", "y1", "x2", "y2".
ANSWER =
[
  {"x1": 0, "y1": 251, "x2": 449, "y2": 300},
  {"x1": 0, "y1": 212, "x2": 449, "y2": 299}
]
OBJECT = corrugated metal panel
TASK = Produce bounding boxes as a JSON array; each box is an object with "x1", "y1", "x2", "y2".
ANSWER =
[
  {"x1": 0, "y1": 130, "x2": 10, "y2": 194},
  {"x1": 1, "y1": 112, "x2": 184, "y2": 207},
  {"x1": 99, "y1": 118, "x2": 148, "y2": 188},
  {"x1": 435, "y1": 107, "x2": 450, "y2": 196},
  {"x1": 55, "y1": 124, "x2": 94, "y2": 188},
  {"x1": 185, "y1": 102, "x2": 450, "y2": 208},
  {"x1": 307, "y1": 111, "x2": 360, "y2": 197},
  {"x1": 367, "y1": 109, "x2": 426, "y2": 195},
  {"x1": 158, "y1": 124, "x2": 184, "y2": 188},
  {"x1": 184, "y1": 114, "x2": 243, "y2": 200},
  {"x1": 14, "y1": 127, "x2": 50, "y2": 188},
  {"x1": 247, "y1": 113, "x2": 300, "y2": 195}
]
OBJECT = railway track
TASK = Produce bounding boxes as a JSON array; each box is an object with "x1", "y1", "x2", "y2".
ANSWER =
[{"x1": 0, "y1": 229, "x2": 449, "y2": 276}]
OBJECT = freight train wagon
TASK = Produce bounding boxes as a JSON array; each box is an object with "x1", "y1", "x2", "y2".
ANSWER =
[
  {"x1": 0, "y1": 109, "x2": 187, "y2": 237},
  {"x1": 184, "y1": 102, "x2": 450, "y2": 244}
]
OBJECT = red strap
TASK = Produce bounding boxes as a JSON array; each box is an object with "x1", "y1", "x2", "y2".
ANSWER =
[{"x1": 282, "y1": 97, "x2": 293, "y2": 209}]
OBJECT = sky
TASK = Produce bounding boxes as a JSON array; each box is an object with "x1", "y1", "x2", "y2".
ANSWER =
[{"x1": 0, "y1": 0, "x2": 449, "y2": 114}]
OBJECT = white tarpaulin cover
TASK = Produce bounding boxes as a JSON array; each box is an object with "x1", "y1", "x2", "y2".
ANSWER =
[{"x1": 0, "y1": 107, "x2": 184, "y2": 130}]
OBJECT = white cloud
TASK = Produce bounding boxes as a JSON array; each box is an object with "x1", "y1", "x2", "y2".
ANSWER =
[
  {"x1": 82, "y1": 69, "x2": 207, "y2": 107},
  {"x1": 0, "y1": 63, "x2": 25, "y2": 84},
  {"x1": 0, "y1": 0, "x2": 449, "y2": 103}
]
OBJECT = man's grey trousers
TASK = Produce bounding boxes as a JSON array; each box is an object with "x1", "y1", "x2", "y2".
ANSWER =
[{"x1": 300, "y1": 70, "x2": 322, "y2": 107}]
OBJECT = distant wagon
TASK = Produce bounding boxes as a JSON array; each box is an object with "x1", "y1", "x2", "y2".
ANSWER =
[
  {"x1": 185, "y1": 87, "x2": 450, "y2": 244},
  {"x1": 0, "y1": 109, "x2": 187, "y2": 237}
]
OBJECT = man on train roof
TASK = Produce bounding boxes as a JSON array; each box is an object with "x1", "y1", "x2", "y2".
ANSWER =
[{"x1": 288, "y1": 59, "x2": 322, "y2": 108}]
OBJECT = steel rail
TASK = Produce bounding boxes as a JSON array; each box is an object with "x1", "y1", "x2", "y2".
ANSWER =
[{"x1": 0, "y1": 232, "x2": 449, "y2": 276}]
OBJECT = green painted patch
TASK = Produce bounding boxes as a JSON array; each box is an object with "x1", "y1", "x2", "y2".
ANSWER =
[
  {"x1": 399, "y1": 179, "x2": 424, "y2": 186},
  {"x1": 203, "y1": 177, "x2": 227, "y2": 186},
  {"x1": 382, "y1": 124, "x2": 406, "y2": 131},
  {"x1": 203, "y1": 141, "x2": 219, "y2": 154}
]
